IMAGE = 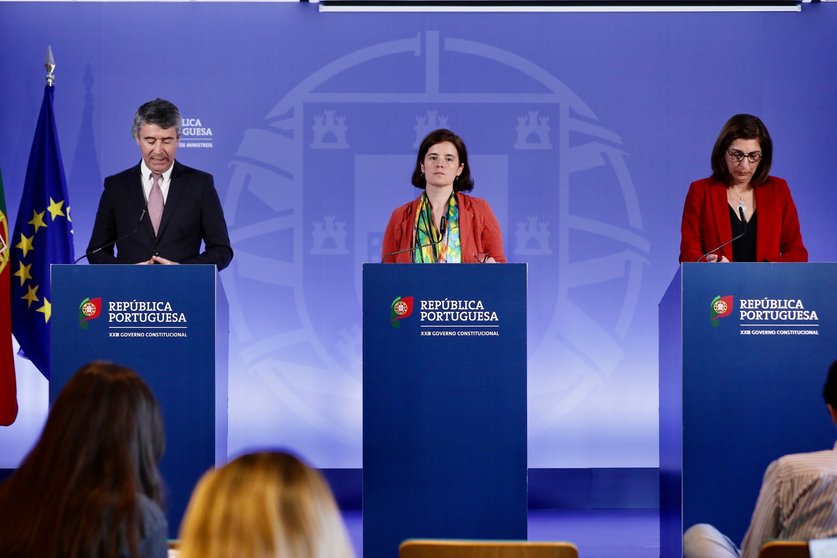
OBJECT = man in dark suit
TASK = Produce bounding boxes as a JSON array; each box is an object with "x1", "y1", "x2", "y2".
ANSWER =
[{"x1": 86, "y1": 98, "x2": 233, "y2": 269}]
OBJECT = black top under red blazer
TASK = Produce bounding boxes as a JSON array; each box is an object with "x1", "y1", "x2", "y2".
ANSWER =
[
  {"x1": 679, "y1": 176, "x2": 807, "y2": 263},
  {"x1": 86, "y1": 161, "x2": 233, "y2": 269}
]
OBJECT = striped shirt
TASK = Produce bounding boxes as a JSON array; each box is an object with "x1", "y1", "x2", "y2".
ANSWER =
[{"x1": 741, "y1": 442, "x2": 837, "y2": 558}]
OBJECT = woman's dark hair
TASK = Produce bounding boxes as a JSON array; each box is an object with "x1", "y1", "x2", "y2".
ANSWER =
[
  {"x1": 0, "y1": 361, "x2": 165, "y2": 558},
  {"x1": 710, "y1": 114, "x2": 773, "y2": 186},
  {"x1": 411, "y1": 129, "x2": 475, "y2": 192},
  {"x1": 823, "y1": 361, "x2": 837, "y2": 408}
]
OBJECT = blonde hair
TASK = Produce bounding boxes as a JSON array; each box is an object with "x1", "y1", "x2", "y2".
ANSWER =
[{"x1": 178, "y1": 451, "x2": 354, "y2": 558}]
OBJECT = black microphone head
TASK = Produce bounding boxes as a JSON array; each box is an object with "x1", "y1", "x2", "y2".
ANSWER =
[
  {"x1": 439, "y1": 215, "x2": 447, "y2": 237},
  {"x1": 738, "y1": 206, "x2": 746, "y2": 222}
]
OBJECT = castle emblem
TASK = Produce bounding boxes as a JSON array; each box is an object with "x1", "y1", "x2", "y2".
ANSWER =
[
  {"x1": 311, "y1": 110, "x2": 349, "y2": 149},
  {"x1": 414, "y1": 110, "x2": 449, "y2": 147},
  {"x1": 514, "y1": 111, "x2": 552, "y2": 150},
  {"x1": 514, "y1": 216, "x2": 552, "y2": 255},
  {"x1": 311, "y1": 216, "x2": 349, "y2": 255}
]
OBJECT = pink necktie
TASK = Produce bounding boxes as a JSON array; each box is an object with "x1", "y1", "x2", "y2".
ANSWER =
[{"x1": 148, "y1": 173, "x2": 164, "y2": 235}]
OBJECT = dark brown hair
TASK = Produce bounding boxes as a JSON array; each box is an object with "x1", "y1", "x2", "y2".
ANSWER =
[
  {"x1": 411, "y1": 129, "x2": 475, "y2": 192},
  {"x1": 823, "y1": 361, "x2": 837, "y2": 408},
  {"x1": 710, "y1": 114, "x2": 773, "y2": 186},
  {"x1": 0, "y1": 362, "x2": 165, "y2": 558}
]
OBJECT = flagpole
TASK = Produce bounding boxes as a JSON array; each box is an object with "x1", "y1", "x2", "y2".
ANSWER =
[
  {"x1": 45, "y1": 46, "x2": 55, "y2": 87},
  {"x1": 9, "y1": 47, "x2": 75, "y2": 380}
]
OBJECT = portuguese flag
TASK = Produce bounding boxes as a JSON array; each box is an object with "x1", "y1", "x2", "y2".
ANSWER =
[{"x1": 1, "y1": 170, "x2": 18, "y2": 426}]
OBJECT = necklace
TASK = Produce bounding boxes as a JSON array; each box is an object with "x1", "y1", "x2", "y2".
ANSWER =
[{"x1": 729, "y1": 188, "x2": 751, "y2": 213}]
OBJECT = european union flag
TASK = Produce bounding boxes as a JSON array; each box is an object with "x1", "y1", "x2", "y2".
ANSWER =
[{"x1": 10, "y1": 84, "x2": 74, "y2": 379}]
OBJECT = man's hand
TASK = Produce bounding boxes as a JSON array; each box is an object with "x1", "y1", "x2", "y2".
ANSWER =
[{"x1": 151, "y1": 255, "x2": 179, "y2": 265}]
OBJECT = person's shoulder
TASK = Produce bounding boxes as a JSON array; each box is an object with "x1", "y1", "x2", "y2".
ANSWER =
[
  {"x1": 761, "y1": 176, "x2": 790, "y2": 190},
  {"x1": 136, "y1": 493, "x2": 167, "y2": 532},
  {"x1": 104, "y1": 164, "x2": 141, "y2": 185},
  {"x1": 130, "y1": 494, "x2": 168, "y2": 558},
  {"x1": 173, "y1": 161, "x2": 213, "y2": 181},
  {"x1": 689, "y1": 177, "x2": 723, "y2": 190},
  {"x1": 390, "y1": 197, "x2": 420, "y2": 217},
  {"x1": 456, "y1": 192, "x2": 490, "y2": 210},
  {"x1": 684, "y1": 177, "x2": 724, "y2": 204},
  {"x1": 772, "y1": 447, "x2": 837, "y2": 478}
]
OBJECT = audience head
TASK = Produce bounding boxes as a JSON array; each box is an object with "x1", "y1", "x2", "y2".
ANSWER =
[
  {"x1": 823, "y1": 360, "x2": 837, "y2": 409},
  {"x1": 0, "y1": 361, "x2": 165, "y2": 558},
  {"x1": 411, "y1": 128, "x2": 475, "y2": 192},
  {"x1": 710, "y1": 114, "x2": 773, "y2": 186},
  {"x1": 179, "y1": 450, "x2": 354, "y2": 558}
]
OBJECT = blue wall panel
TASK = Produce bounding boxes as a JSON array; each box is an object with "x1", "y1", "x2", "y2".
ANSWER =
[{"x1": 1, "y1": 4, "x2": 836, "y2": 484}]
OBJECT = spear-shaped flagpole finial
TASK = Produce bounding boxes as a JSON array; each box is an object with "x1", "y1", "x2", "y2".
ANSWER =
[{"x1": 45, "y1": 45, "x2": 56, "y2": 86}]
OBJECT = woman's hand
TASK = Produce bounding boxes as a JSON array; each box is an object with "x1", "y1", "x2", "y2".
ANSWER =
[{"x1": 705, "y1": 253, "x2": 730, "y2": 263}]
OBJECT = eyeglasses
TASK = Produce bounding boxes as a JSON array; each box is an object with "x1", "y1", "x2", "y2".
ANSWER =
[
  {"x1": 726, "y1": 148, "x2": 762, "y2": 164},
  {"x1": 424, "y1": 154, "x2": 460, "y2": 167}
]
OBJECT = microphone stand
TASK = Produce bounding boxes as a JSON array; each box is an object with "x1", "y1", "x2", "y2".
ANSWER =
[
  {"x1": 75, "y1": 209, "x2": 147, "y2": 264},
  {"x1": 381, "y1": 216, "x2": 447, "y2": 263},
  {"x1": 697, "y1": 205, "x2": 748, "y2": 263}
]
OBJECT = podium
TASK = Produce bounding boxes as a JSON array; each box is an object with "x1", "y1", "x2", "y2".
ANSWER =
[
  {"x1": 362, "y1": 264, "x2": 528, "y2": 558},
  {"x1": 50, "y1": 264, "x2": 228, "y2": 537},
  {"x1": 660, "y1": 263, "x2": 837, "y2": 557}
]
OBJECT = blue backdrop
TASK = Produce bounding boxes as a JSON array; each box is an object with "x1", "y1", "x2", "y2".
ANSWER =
[{"x1": 1, "y1": 3, "x2": 836, "y2": 476}]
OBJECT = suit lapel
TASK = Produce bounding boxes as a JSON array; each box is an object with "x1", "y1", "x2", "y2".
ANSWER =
[
  {"x1": 753, "y1": 183, "x2": 767, "y2": 262},
  {"x1": 156, "y1": 161, "x2": 185, "y2": 239},
  {"x1": 127, "y1": 164, "x2": 156, "y2": 239},
  {"x1": 710, "y1": 181, "x2": 733, "y2": 261},
  {"x1": 456, "y1": 193, "x2": 475, "y2": 262},
  {"x1": 400, "y1": 199, "x2": 417, "y2": 256}
]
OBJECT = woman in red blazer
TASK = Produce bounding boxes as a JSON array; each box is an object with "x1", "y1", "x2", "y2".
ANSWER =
[
  {"x1": 679, "y1": 114, "x2": 807, "y2": 263},
  {"x1": 381, "y1": 129, "x2": 505, "y2": 263}
]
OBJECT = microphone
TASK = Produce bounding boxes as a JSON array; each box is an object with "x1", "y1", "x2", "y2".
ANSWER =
[
  {"x1": 75, "y1": 209, "x2": 147, "y2": 264},
  {"x1": 697, "y1": 205, "x2": 748, "y2": 262},
  {"x1": 381, "y1": 216, "x2": 447, "y2": 263}
]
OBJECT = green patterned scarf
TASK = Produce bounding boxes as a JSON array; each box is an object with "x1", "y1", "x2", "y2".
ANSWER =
[{"x1": 413, "y1": 192, "x2": 461, "y2": 263}]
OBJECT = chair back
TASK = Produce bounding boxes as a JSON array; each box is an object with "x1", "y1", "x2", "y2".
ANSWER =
[
  {"x1": 759, "y1": 540, "x2": 810, "y2": 558},
  {"x1": 399, "y1": 539, "x2": 578, "y2": 558}
]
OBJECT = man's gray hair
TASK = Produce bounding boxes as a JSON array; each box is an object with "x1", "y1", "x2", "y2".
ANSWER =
[{"x1": 132, "y1": 98, "x2": 182, "y2": 138}]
